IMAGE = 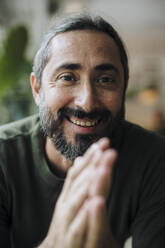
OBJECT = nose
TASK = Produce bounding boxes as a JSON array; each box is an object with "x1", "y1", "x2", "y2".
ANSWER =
[{"x1": 74, "y1": 81, "x2": 99, "y2": 112}]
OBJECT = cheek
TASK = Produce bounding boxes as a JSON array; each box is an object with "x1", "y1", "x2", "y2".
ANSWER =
[
  {"x1": 43, "y1": 88, "x2": 72, "y2": 110},
  {"x1": 100, "y1": 91, "x2": 123, "y2": 115}
]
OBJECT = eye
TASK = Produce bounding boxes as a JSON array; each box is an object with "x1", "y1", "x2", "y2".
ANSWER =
[
  {"x1": 97, "y1": 76, "x2": 115, "y2": 84},
  {"x1": 59, "y1": 73, "x2": 76, "y2": 82}
]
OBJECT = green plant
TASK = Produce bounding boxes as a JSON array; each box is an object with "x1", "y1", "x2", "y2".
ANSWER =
[
  {"x1": 0, "y1": 25, "x2": 35, "y2": 124},
  {"x1": 0, "y1": 25, "x2": 31, "y2": 94}
]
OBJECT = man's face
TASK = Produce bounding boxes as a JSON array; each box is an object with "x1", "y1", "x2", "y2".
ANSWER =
[{"x1": 39, "y1": 30, "x2": 125, "y2": 161}]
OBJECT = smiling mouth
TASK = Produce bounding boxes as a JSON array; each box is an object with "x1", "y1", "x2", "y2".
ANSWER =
[{"x1": 68, "y1": 117, "x2": 100, "y2": 127}]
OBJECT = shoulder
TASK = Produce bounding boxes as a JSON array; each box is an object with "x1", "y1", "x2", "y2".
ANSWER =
[
  {"x1": 117, "y1": 121, "x2": 165, "y2": 180},
  {"x1": 122, "y1": 120, "x2": 165, "y2": 154},
  {"x1": 111, "y1": 122, "x2": 165, "y2": 245},
  {"x1": 0, "y1": 115, "x2": 41, "y2": 169},
  {"x1": 0, "y1": 114, "x2": 40, "y2": 141},
  {"x1": 116, "y1": 121, "x2": 165, "y2": 201}
]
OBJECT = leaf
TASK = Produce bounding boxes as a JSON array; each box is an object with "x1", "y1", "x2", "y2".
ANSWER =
[{"x1": 0, "y1": 25, "x2": 30, "y2": 96}]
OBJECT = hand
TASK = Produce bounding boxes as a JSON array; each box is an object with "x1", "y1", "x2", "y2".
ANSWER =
[
  {"x1": 84, "y1": 196, "x2": 118, "y2": 248},
  {"x1": 84, "y1": 141, "x2": 118, "y2": 248},
  {"x1": 40, "y1": 138, "x2": 117, "y2": 248}
]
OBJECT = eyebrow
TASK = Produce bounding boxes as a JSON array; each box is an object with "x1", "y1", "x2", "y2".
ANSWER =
[
  {"x1": 55, "y1": 62, "x2": 119, "y2": 73},
  {"x1": 94, "y1": 63, "x2": 119, "y2": 73},
  {"x1": 55, "y1": 63, "x2": 82, "y2": 71}
]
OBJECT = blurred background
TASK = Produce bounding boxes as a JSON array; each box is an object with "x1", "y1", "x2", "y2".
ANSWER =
[{"x1": 0, "y1": 0, "x2": 165, "y2": 135}]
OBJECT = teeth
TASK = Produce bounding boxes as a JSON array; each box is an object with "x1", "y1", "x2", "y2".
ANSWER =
[{"x1": 70, "y1": 118, "x2": 98, "y2": 127}]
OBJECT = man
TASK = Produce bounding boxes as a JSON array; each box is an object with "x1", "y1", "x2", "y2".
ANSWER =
[{"x1": 0, "y1": 14, "x2": 165, "y2": 248}]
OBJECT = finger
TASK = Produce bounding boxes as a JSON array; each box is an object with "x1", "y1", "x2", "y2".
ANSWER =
[
  {"x1": 49, "y1": 183, "x2": 88, "y2": 241},
  {"x1": 59, "y1": 150, "x2": 103, "y2": 224},
  {"x1": 68, "y1": 149, "x2": 103, "y2": 195},
  {"x1": 97, "y1": 137, "x2": 110, "y2": 151},
  {"x1": 89, "y1": 149, "x2": 117, "y2": 198},
  {"x1": 70, "y1": 137, "x2": 110, "y2": 179},
  {"x1": 67, "y1": 201, "x2": 88, "y2": 248},
  {"x1": 61, "y1": 149, "x2": 102, "y2": 207},
  {"x1": 85, "y1": 196, "x2": 106, "y2": 248},
  {"x1": 69, "y1": 146, "x2": 116, "y2": 198},
  {"x1": 63, "y1": 182, "x2": 89, "y2": 225},
  {"x1": 47, "y1": 196, "x2": 89, "y2": 248},
  {"x1": 59, "y1": 148, "x2": 111, "y2": 226},
  {"x1": 61, "y1": 141, "x2": 106, "y2": 198}
]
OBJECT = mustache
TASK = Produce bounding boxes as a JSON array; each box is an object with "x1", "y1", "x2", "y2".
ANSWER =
[
  {"x1": 40, "y1": 106, "x2": 113, "y2": 138},
  {"x1": 58, "y1": 107, "x2": 112, "y2": 121}
]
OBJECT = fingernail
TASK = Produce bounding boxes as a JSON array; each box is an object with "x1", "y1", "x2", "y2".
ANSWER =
[{"x1": 98, "y1": 137, "x2": 110, "y2": 145}]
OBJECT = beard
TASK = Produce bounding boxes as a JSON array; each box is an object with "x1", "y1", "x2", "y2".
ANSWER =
[{"x1": 39, "y1": 97, "x2": 125, "y2": 162}]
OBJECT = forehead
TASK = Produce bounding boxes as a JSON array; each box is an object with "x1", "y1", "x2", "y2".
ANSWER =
[{"x1": 49, "y1": 30, "x2": 121, "y2": 64}]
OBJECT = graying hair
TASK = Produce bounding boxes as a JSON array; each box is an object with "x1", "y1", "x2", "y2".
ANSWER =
[{"x1": 33, "y1": 14, "x2": 129, "y2": 90}]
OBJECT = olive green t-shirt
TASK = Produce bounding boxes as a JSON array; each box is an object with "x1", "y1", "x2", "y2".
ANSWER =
[
  {"x1": 0, "y1": 115, "x2": 165, "y2": 247},
  {"x1": 0, "y1": 115, "x2": 64, "y2": 247}
]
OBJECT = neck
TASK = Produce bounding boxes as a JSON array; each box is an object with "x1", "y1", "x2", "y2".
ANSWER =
[{"x1": 45, "y1": 137, "x2": 72, "y2": 177}]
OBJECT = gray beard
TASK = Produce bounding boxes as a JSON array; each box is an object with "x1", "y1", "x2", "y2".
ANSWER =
[{"x1": 39, "y1": 101, "x2": 124, "y2": 162}]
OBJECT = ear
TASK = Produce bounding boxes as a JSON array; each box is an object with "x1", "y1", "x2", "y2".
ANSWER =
[{"x1": 30, "y1": 72, "x2": 40, "y2": 106}]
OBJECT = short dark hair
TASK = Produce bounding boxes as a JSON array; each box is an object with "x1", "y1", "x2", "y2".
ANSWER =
[{"x1": 33, "y1": 14, "x2": 129, "y2": 90}]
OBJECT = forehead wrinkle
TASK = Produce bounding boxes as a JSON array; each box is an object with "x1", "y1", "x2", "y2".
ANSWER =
[{"x1": 43, "y1": 30, "x2": 124, "y2": 79}]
